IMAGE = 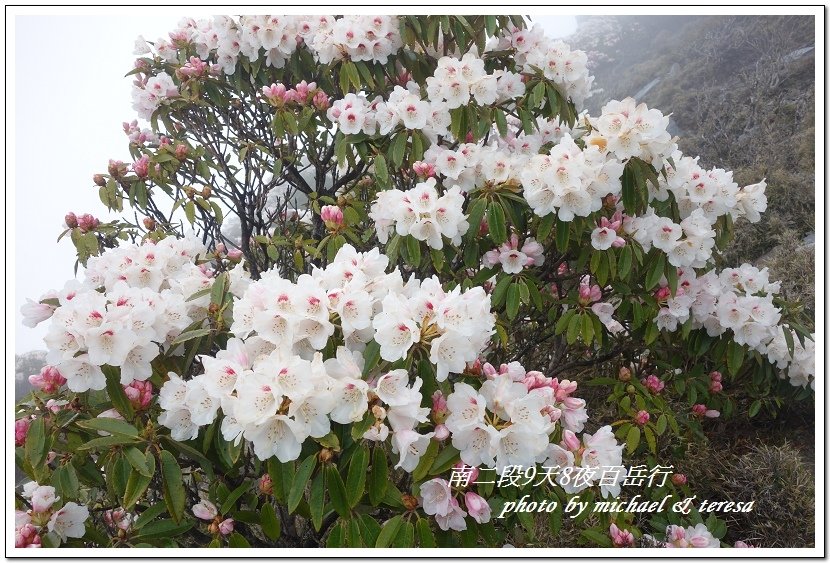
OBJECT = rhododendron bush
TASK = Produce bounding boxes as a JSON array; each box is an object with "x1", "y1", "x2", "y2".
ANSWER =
[{"x1": 16, "y1": 15, "x2": 815, "y2": 550}]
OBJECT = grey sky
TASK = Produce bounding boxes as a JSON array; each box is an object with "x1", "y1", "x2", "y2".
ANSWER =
[{"x1": 12, "y1": 14, "x2": 577, "y2": 354}]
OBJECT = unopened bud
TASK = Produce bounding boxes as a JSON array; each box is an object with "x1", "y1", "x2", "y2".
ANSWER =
[
  {"x1": 618, "y1": 366, "x2": 631, "y2": 382},
  {"x1": 371, "y1": 405, "x2": 386, "y2": 421},
  {"x1": 201, "y1": 186, "x2": 212, "y2": 199},
  {"x1": 93, "y1": 174, "x2": 107, "y2": 187},
  {"x1": 143, "y1": 217, "x2": 156, "y2": 231},
  {"x1": 65, "y1": 212, "x2": 78, "y2": 229},
  {"x1": 671, "y1": 473, "x2": 687, "y2": 486},
  {"x1": 401, "y1": 494, "x2": 419, "y2": 511},
  {"x1": 175, "y1": 144, "x2": 189, "y2": 160},
  {"x1": 258, "y1": 474, "x2": 273, "y2": 496},
  {"x1": 319, "y1": 448, "x2": 334, "y2": 464}
]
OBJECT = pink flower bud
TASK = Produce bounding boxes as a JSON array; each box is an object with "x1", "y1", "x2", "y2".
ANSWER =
[
  {"x1": 227, "y1": 249, "x2": 243, "y2": 262},
  {"x1": 77, "y1": 213, "x2": 99, "y2": 233},
  {"x1": 64, "y1": 212, "x2": 78, "y2": 229},
  {"x1": 412, "y1": 160, "x2": 436, "y2": 178},
  {"x1": 431, "y1": 390, "x2": 447, "y2": 414},
  {"x1": 259, "y1": 474, "x2": 273, "y2": 495},
  {"x1": 312, "y1": 90, "x2": 330, "y2": 111},
  {"x1": 29, "y1": 366, "x2": 66, "y2": 393},
  {"x1": 132, "y1": 155, "x2": 150, "y2": 178},
  {"x1": 123, "y1": 380, "x2": 154, "y2": 410},
  {"x1": 218, "y1": 518, "x2": 234, "y2": 536},
  {"x1": 174, "y1": 144, "x2": 189, "y2": 160},
  {"x1": 709, "y1": 380, "x2": 723, "y2": 393},
  {"x1": 15, "y1": 523, "x2": 41, "y2": 548},
  {"x1": 618, "y1": 367, "x2": 632, "y2": 382},
  {"x1": 671, "y1": 473, "x2": 687, "y2": 486},
  {"x1": 634, "y1": 410, "x2": 650, "y2": 425},
  {"x1": 15, "y1": 418, "x2": 30, "y2": 447},
  {"x1": 453, "y1": 462, "x2": 478, "y2": 484},
  {"x1": 642, "y1": 375, "x2": 665, "y2": 394},
  {"x1": 320, "y1": 205, "x2": 344, "y2": 226},
  {"x1": 609, "y1": 523, "x2": 635, "y2": 547},
  {"x1": 709, "y1": 370, "x2": 722, "y2": 382},
  {"x1": 734, "y1": 540, "x2": 754, "y2": 548},
  {"x1": 463, "y1": 492, "x2": 491, "y2": 523},
  {"x1": 562, "y1": 429, "x2": 581, "y2": 451},
  {"x1": 192, "y1": 499, "x2": 218, "y2": 521},
  {"x1": 434, "y1": 424, "x2": 450, "y2": 441}
]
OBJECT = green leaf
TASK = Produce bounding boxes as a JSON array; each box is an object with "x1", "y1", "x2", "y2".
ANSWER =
[
  {"x1": 24, "y1": 416, "x2": 47, "y2": 469},
  {"x1": 416, "y1": 518, "x2": 436, "y2": 547},
  {"x1": 124, "y1": 446, "x2": 152, "y2": 477},
  {"x1": 220, "y1": 482, "x2": 250, "y2": 516},
  {"x1": 159, "y1": 450, "x2": 186, "y2": 524},
  {"x1": 626, "y1": 425, "x2": 641, "y2": 454},
  {"x1": 618, "y1": 244, "x2": 633, "y2": 279},
  {"x1": 491, "y1": 274, "x2": 513, "y2": 309},
  {"x1": 506, "y1": 283, "x2": 520, "y2": 320},
  {"x1": 486, "y1": 201, "x2": 507, "y2": 244},
  {"x1": 309, "y1": 469, "x2": 326, "y2": 531},
  {"x1": 326, "y1": 464, "x2": 350, "y2": 518},
  {"x1": 666, "y1": 263, "x2": 678, "y2": 296},
  {"x1": 429, "y1": 445, "x2": 461, "y2": 475},
  {"x1": 375, "y1": 515, "x2": 404, "y2": 548},
  {"x1": 133, "y1": 503, "x2": 167, "y2": 530},
  {"x1": 405, "y1": 235, "x2": 422, "y2": 268},
  {"x1": 77, "y1": 417, "x2": 139, "y2": 438},
  {"x1": 159, "y1": 436, "x2": 215, "y2": 480},
  {"x1": 184, "y1": 200, "x2": 196, "y2": 225},
  {"x1": 393, "y1": 520, "x2": 415, "y2": 547},
  {"x1": 369, "y1": 446, "x2": 389, "y2": 505},
  {"x1": 102, "y1": 365, "x2": 135, "y2": 419},
  {"x1": 390, "y1": 132, "x2": 408, "y2": 169},
  {"x1": 645, "y1": 253, "x2": 666, "y2": 291},
  {"x1": 643, "y1": 425, "x2": 657, "y2": 454},
  {"x1": 727, "y1": 341, "x2": 745, "y2": 376},
  {"x1": 656, "y1": 414, "x2": 668, "y2": 435},
  {"x1": 346, "y1": 445, "x2": 369, "y2": 508},
  {"x1": 123, "y1": 468, "x2": 153, "y2": 510},
  {"x1": 374, "y1": 154, "x2": 389, "y2": 187},
  {"x1": 228, "y1": 532, "x2": 251, "y2": 548},
  {"x1": 288, "y1": 454, "x2": 318, "y2": 514},
  {"x1": 748, "y1": 399, "x2": 762, "y2": 418},
  {"x1": 260, "y1": 503, "x2": 281, "y2": 541},
  {"x1": 170, "y1": 327, "x2": 213, "y2": 346},
  {"x1": 566, "y1": 312, "x2": 582, "y2": 345},
  {"x1": 76, "y1": 429, "x2": 139, "y2": 451},
  {"x1": 581, "y1": 528, "x2": 613, "y2": 547},
  {"x1": 537, "y1": 213, "x2": 555, "y2": 241},
  {"x1": 412, "y1": 439, "x2": 440, "y2": 482}
]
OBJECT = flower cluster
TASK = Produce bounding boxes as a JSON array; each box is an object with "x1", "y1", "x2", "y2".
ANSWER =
[
  {"x1": 370, "y1": 179, "x2": 469, "y2": 250},
  {"x1": 261, "y1": 80, "x2": 329, "y2": 109},
  {"x1": 157, "y1": 244, "x2": 492, "y2": 470},
  {"x1": 371, "y1": 277, "x2": 493, "y2": 380},
  {"x1": 425, "y1": 53, "x2": 526, "y2": 109},
  {"x1": 483, "y1": 233, "x2": 545, "y2": 274},
  {"x1": 26, "y1": 236, "x2": 222, "y2": 392},
  {"x1": 661, "y1": 150, "x2": 768, "y2": 224},
  {"x1": 420, "y1": 477, "x2": 490, "y2": 532},
  {"x1": 648, "y1": 264, "x2": 814, "y2": 388},
  {"x1": 16, "y1": 482, "x2": 89, "y2": 547},
  {"x1": 444, "y1": 362, "x2": 591, "y2": 474},
  {"x1": 658, "y1": 523, "x2": 720, "y2": 548},
  {"x1": 131, "y1": 72, "x2": 178, "y2": 120},
  {"x1": 585, "y1": 97, "x2": 674, "y2": 164},
  {"x1": 130, "y1": 16, "x2": 403, "y2": 120},
  {"x1": 520, "y1": 134, "x2": 624, "y2": 221},
  {"x1": 492, "y1": 25, "x2": 594, "y2": 109}
]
